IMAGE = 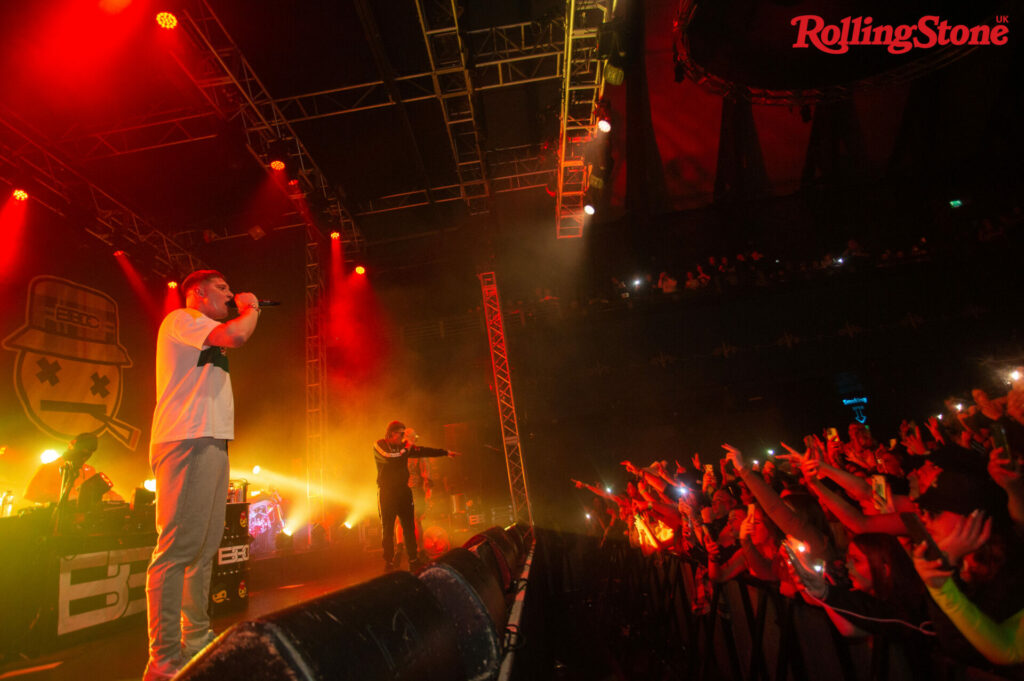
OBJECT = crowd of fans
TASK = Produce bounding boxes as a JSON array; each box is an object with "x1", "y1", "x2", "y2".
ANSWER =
[
  {"x1": 572, "y1": 370, "x2": 1024, "y2": 675},
  {"x1": 507, "y1": 237, "x2": 934, "y2": 321}
]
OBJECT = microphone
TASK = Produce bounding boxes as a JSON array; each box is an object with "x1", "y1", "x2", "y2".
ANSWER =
[{"x1": 227, "y1": 299, "x2": 281, "y2": 309}]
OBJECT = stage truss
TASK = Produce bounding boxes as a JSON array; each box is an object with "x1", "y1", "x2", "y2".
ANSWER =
[{"x1": 479, "y1": 272, "x2": 533, "y2": 525}]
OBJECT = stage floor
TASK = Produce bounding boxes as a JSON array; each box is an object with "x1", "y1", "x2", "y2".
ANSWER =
[{"x1": 0, "y1": 552, "x2": 386, "y2": 681}]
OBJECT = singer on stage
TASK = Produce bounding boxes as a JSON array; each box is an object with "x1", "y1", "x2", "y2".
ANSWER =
[
  {"x1": 144, "y1": 270, "x2": 260, "y2": 681},
  {"x1": 374, "y1": 421, "x2": 457, "y2": 572}
]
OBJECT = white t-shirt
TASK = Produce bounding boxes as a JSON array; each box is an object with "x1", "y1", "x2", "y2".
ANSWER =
[{"x1": 151, "y1": 308, "x2": 234, "y2": 444}]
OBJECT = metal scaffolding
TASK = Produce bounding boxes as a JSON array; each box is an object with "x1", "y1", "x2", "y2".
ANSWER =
[
  {"x1": 172, "y1": 0, "x2": 344, "y2": 530},
  {"x1": 56, "y1": 110, "x2": 222, "y2": 161},
  {"x1": 555, "y1": 0, "x2": 612, "y2": 238},
  {"x1": 479, "y1": 272, "x2": 533, "y2": 526},
  {"x1": 173, "y1": 0, "x2": 362, "y2": 252},
  {"x1": 355, "y1": 144, "x2": 555, "y2": 216},
  {"x1": 304, "y1": 232, "x2": 327, "y2": 532},
  {"x1": 53, "y1": 18, "x2": 565, "y2": 221},
  {"x1": 0, "y1": 109, "x2": 205, "y2": 278},
  {"x1": 414, "y1": 0, "x2": 491, "y2": 214}
]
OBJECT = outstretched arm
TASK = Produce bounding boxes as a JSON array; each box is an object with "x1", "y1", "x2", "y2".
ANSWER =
[
  {"x1": 805, "y1": 473, "x2": 907, "y2": 535},
  {"x1": 724, "y1": 444, "x2": 829, "y2": 556}
]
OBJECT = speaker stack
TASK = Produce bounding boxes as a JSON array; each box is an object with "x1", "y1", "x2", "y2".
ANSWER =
[
  {"x1": 183, "y1": 523, "x2": 533, "y2": 681},
  {"x1": 209, "y1": 502, "x2": 251, "y2": 617}
]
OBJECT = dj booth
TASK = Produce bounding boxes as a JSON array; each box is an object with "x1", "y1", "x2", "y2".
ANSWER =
[{"x1": 0, "y1": 499, "x2": 250, "y2": 658}]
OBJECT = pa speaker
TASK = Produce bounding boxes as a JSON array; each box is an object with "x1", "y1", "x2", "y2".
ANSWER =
[
  {"x1": 418, "y1": 548, "x2": 505, "y2": 681},
  {"x1": 178, "y1": 571, "x2": 464, "y2": 681}
]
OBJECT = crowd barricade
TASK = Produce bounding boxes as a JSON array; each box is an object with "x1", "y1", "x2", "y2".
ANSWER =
[{"x1": 552, "y1": 534, "x2": 1016, "y2": 681}]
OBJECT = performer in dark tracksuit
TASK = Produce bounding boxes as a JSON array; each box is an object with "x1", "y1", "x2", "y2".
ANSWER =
[{"x1": 374, "y1": 420, "x2": 456, "y2": 570}]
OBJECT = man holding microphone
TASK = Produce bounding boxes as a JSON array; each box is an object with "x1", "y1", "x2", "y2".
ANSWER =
[{"x1": 144, "y1": 270, "x2": 260, "y2": 681}]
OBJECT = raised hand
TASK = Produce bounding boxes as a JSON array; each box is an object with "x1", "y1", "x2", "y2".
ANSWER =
[
  {"x1": 572, "y1": 479, "x2": 585, "y2": 489},
  {"x1": 908, "y1": 460, "x2": 943, "y2": 498},
  {"x1": 621, "y1": 460, "x2": 640, "y2": 475},
  {"x1": 721, "y1": 443, "x2": 746, "y2": 470},
  {"x1": 925, "y1": 416, "x2": 945, "y2": 445},
  {"x1": 902, "y1": 426, "x2": 928, "y2": 456},
  {"x1": 988, "y1": 447, "x2": 1022, "y2": 492},
  {"x1": 739, "y1": 513, "x2": 757, "y2": 541},
  {"x1": 780, "y1": 440, "x2": 804, "y2": 458},
  {"x1": 800, "y1": 457, "x2": 823, "y2": 483},
  {"x1": 912, "y1": 542, "x2": 954, "y2": 589},
  {"x1": 937, "y1": 510, "x2": 992, "y2": 566},
  {"x1": 692, "y1": 453, "x2": 702, "y2": 471}
]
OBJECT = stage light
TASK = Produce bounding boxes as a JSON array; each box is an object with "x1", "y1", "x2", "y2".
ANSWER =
[
  {"x1": 12, "y1": 189, "x2": 28, "y2": 202},
  {"x1": 40, "y1": 449, "x2": 60, "y2": 464},
  {"x1": 767, "y1": 449, "x2": 774, "y2": 455},
  {"x1": 113, "y1": 249, "x2": 125, "y2": 257},
  {"x1": 605, "y1": 486, "x2": 612, "y2": 493},
  {"x1": 283, "y1": 527, "x2": 293, "y2": 536},
  {"x1": 597, "y1": 117, "x2": 611, "y2": 133},
  {"x1": 269, "y1": 160, "x2": 286, "y2": 171},
  {"x1": 275, "y1": 529, "x2": 295, "y2": 552},
  {"x1": 343, "y1": 520, "x2": 352, "y2": 529},
  {"x1": 633, "y1": 278, "x2": 641, "y2": 287},
  {"x1": 252, "y1": 465, "x2": 261, "y2": 475},
  {"x1": 354, "y1": 265, "x2": 366, "y2": 275},
  {"x1": 287, "y1": 178, "x2": 299, "y2": 187},
  {"x1": 329, "y1": 231, "x2": 340, "y2": 240},
  {"x1": 144, "y1": 478, "x2": 157, "y2": 492},
  {"x1": 585, "y1": 513, "x2": 591, "y2": 520},
  {"x1": 936, "y1": 414, "x2": 943, "y2": 420},
  {"x1": 167, "y1": 281, "x2": 177, "y2": 289},
  {"x1": 155, "y1": 11, "x2": 177, "y2": 29},
  {"x1": 1011, "y1": 370, "x2": 1022, "y2": 382},
  {"x1": 583, "y1": 203, "x2": 596, "y2": 215},
  {"x1": 949, "y1": 199, "x2": 963, "y2": 208},
  {"x1": 955, "y1": 403, "x2": 963, "y2": 412}
]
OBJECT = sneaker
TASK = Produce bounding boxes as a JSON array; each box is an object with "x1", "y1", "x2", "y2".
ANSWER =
[{"x1": 182, "y1": 629, "x2": 217, "y2": 658}]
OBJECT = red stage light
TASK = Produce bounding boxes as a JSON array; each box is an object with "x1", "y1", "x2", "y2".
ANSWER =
[
  {"x1": 330, "y1": 231, "x2": 341, "y2": 240},
  {"x1": 287, "y1": 178, "x2": 300, "y2": 188},
  {"x1": 167, "y1": 281, "x2": 178, "y2": 289},
  {"x1": 156, "y1": 12, "x2": 177, "y2": 29},
  {"x1": 269, "y1": 160, "x2": 286, "y2": 171},
  {"x1": 12, "y1": 189, "x2": 28, "y2": 202},
  {"x1": 113, "y1": 249, "x2": 125, "y2": 257},
  {"x1": 355, "y1": 265, "x2": 366, "y2": 275}
]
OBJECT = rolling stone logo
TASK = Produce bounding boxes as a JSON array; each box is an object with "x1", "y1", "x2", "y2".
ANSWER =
[{"x1": 792, "y1": 15, "x2": 1009, "y2": 54}]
